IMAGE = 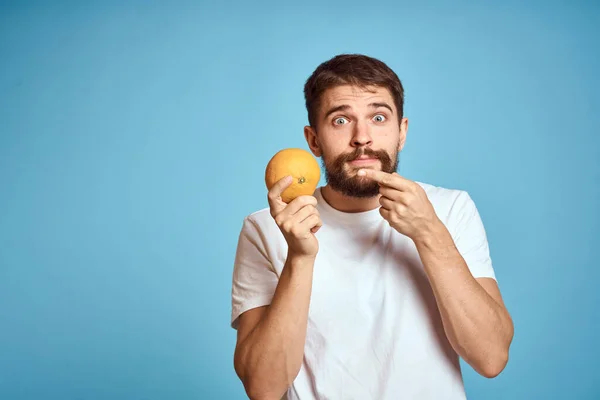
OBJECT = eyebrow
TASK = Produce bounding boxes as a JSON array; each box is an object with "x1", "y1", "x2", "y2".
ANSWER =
[{"x1": 323, "y1": 102, "x2": 394, "y2": 119}]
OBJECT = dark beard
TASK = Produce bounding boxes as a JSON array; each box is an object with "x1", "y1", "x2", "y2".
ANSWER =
[{"x1": 321, "y1": 146, "x2": 399, "y2": 198}]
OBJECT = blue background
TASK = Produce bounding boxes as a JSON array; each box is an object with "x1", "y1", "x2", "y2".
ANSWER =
[{"x1": 1, "y1": 1, "x2": 599, "y2": 399}]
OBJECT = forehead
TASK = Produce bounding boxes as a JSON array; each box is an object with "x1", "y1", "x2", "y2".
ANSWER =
[{"x1": 320, "y1": 84, "x2": 395, "y2": 110}]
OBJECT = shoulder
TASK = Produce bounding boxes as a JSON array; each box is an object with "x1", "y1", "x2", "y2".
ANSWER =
[
  {"x1": 415, "y1": 180, "x2": 479, "y2": 228},
  {"x1": 415, "y1": 180, "x2": 471, "y2": 207},
  {"x1": 238, "y1": 207, "x2": 282, "y2": 241},
  {"x1": 243, "y1": 207, "x2": 274, "y2": 228},
  {"x1": 236, "y1": 207, "x2": 288, "y2": 266}
]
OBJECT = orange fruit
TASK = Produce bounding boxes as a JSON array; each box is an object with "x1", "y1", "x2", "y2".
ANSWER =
[{"x1": 265, "y1": 148, "x2": 321, "y2": 203}]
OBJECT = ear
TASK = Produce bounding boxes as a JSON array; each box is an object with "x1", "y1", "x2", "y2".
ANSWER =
[
  {"x1": 398, "y1": 117, "x2": 409, "y2": 151},
  {"x1": 304, "y1": 125, "x2": 322, "y2": 157}
]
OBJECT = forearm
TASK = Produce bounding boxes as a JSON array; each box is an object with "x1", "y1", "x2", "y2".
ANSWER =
[
  {"x1": 414, "y1": 222, "x2": 513, "y2": 378},
  {"x1": 236, "y1": 253, "x2": 315, "y2": 399}
]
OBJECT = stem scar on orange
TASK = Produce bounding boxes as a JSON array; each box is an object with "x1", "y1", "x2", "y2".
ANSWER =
[{"x1": 265, "y1": 148, "x2": 321, "y2": 203}]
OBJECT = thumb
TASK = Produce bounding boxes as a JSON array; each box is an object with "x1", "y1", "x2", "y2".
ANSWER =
[{"x1": 268, "y1": 175, "x2": 292, "y2": 213}]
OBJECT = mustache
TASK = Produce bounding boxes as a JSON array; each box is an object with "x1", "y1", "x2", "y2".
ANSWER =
[{"x1": 338, "y1": 147, "x2": 390, "y2": 162}]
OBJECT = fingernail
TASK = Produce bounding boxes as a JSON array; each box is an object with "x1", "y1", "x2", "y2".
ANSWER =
[{"x1": 357, "y1": 169, "x2": 366, "y2": 176}]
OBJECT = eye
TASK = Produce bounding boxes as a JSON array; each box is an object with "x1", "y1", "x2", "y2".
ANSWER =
[
  {"x1": 334, "y1": 117, "x2": 349, "y2": 125},
  {"x1": 373, "y1": 114, "x2": 386, "y2": 123}
]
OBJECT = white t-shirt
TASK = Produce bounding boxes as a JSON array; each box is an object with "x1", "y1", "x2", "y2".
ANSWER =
[{"x1": 231, "y1": 182, "x2": 496, "y2": 400}]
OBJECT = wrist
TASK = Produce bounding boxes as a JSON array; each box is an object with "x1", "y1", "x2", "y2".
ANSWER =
[
  {"x1": 413, "y1": 217, "x2": 452, "y2": 250},
  {"x1": 284, "y1": 252, "x2": 316, "y2": 281},
  {"x1": 287, "y1": 251, "x2": 317, "y2": 266}
]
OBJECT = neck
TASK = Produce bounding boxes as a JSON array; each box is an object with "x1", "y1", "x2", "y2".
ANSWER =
[{"x1": 320, "y1": 185, "x2": 382, "y2": 213}]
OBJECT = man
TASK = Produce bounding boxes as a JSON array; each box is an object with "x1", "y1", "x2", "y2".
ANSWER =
[{"x1": 230, "y1": 54, "x2": 514, "y2": 400}]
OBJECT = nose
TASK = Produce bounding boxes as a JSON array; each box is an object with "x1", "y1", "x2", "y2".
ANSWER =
[{"x1": 351, "y1": 119, "x2": 372, "y2": 148}]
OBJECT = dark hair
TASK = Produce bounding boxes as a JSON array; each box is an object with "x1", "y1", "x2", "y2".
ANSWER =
[{"x1": 303, "y1": 54, "x2": 405, "y2": 128}]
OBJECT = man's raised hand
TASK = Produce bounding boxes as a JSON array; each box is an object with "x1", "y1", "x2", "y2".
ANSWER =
[{"x1": 267, "y1": 176, "x2": 322, "y2": 259}]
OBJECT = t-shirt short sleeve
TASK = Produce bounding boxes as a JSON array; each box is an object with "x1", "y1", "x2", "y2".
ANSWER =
[
  {"x1": 230, "y1": 215, "x2": 280, "y2": 330},
  {"x1": 450, "y1": 191, "x2": 497, "y2": 281}
]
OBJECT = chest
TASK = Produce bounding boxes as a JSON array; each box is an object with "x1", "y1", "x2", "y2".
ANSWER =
[{"x1": 308, "y1": 224, "x2": 426, "y2": 325}]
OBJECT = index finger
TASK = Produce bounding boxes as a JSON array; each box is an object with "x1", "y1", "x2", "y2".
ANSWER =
[{"x1": 357, "y1": 169, "x2": 410, "y2": 190}]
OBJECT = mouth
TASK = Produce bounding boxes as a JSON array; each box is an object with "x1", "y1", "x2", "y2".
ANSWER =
[{"x1": 348, "y1": 157, "x2": 378, "y2": 166}]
